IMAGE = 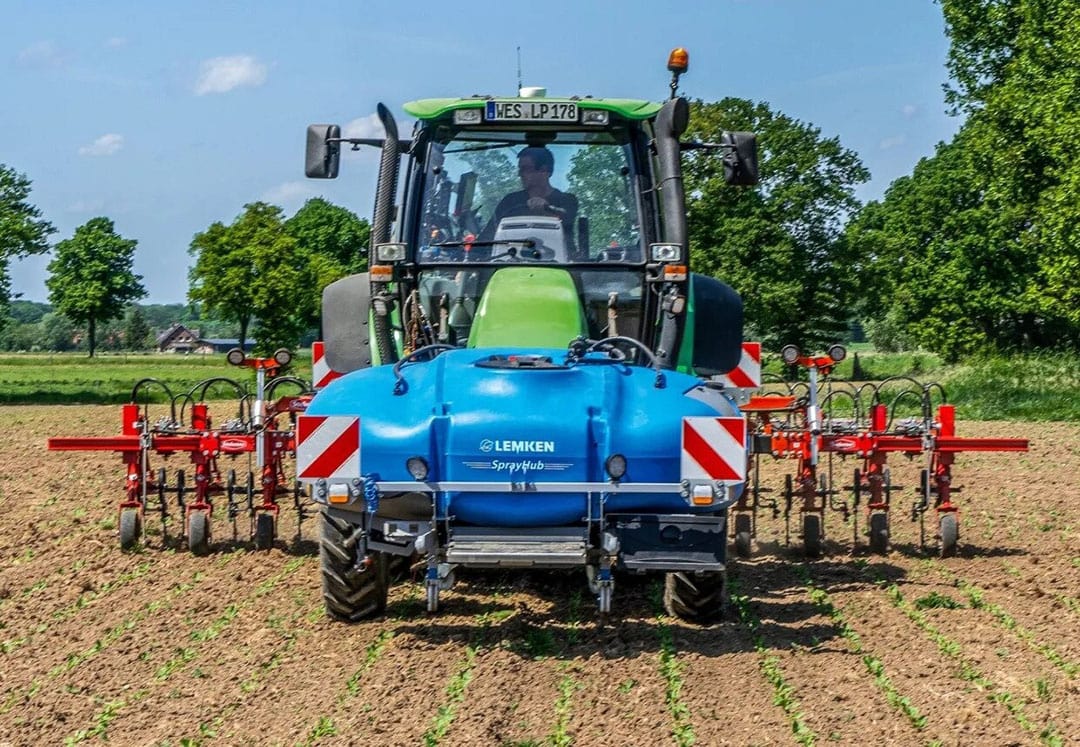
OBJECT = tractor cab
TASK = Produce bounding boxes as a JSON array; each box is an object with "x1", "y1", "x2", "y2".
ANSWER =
[
  {"x1": 306, "y1": 57, "x2": 757, "y2": 377},
  {"x1": 404, "y1": 97, "x2": 658, "y2": 350}
]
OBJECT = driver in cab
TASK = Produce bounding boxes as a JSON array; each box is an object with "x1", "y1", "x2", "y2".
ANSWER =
[{"x1": 477, "y1": 146, "x2": 578, "y2": 249}]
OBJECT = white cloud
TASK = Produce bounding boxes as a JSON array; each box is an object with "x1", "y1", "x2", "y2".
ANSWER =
[
  {"x1": 262, "y1": 181, "x2": 317, "y2": 205},
  {"x1": 194, "y1": 55, "x2": 267, "y2": 95},
  {"x1": 879, "y1": 135, "x2": 907, "y2": 151},
  {"x1": 78, "y1": 133, "x2": 125, "y2": 156},
  {"x1": 68, "y1": 198, "x2": 107, "y2": 214},
  {"x1": 343, "y1": 114, "x2": 383, "y2": 140},
  {"x1": 105, "y1": 37, "x2": 127, "y2": 49},
  {"x1": 901, "y1": 104, "x2": 919, "y2": 118},
  {"x1": 17, "y1": 41, "x2": 67, "y2": 69}
]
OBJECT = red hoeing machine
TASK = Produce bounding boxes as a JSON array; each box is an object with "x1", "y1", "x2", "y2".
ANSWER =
[
  {"x1": 731, "y1": 344, "x2": 1029, "y2": 558},
  {"x1": 47, "y1": 349, "x2": 312, "y2": 554}
]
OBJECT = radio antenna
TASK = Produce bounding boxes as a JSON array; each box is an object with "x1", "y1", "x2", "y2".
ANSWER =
[{"x1": 516, "y1": 46, "x2": 523, "y2": 93}]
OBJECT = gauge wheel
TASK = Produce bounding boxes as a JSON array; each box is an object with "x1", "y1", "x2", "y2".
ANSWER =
[
  {"x1": 734, "y1": 513, "x2": 752, "y2": 558},
  {"x1": 868, "y1": 511, "x2": 889, "y2": 555},
  {"x1": 187, "y1": 510, "x2": 211, "y2": 556},
  {"x1": 119, "y1": 508, "x2": 142, "y2": 551},
  {"x1": 803, "y1": 513, "x2": 822, "y2": 558},
  {"x1": 254, "y1": 512, "x2": 275, "y2": 551},
  {"x1": 939, "y1": 513, "x2": 958, "y2": 558}
]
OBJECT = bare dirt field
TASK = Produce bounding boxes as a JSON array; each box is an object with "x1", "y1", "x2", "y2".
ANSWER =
[{"x1": 1, "y1": 406, "x2": 1077, "y2": 746}]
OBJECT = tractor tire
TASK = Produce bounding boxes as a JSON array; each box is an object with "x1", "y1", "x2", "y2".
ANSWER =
[
  {"x1": 733, "y1": 513, "x2": 752, "y2": 558},
  {"x1": 254, "y1": 512, "x2": 275, "y2": 551},
  {"x1": 868, "y1": 511, "x2": 889, "y2": 555},
  {"x1": 663, "y1": 570, "x2": 727, "y2": 624},
  {"x1": 320, "y1": 512, "x2": 389, "y2": 622},
  {"x1": 939, "y1": 513, "x2": 959, "y2": 558},
  {"x1": 187, "y1": 510, "x2": 211, "y2": 556},
  {"x1": 119, "y1": 508, "x2": 141, "y2": 551},
  {"x1": 803, "y1": 513, "x2": 822, "y2": 558}
]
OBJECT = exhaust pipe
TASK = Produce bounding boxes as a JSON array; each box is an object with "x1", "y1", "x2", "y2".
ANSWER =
[
  {"x1": 654, "y1": 97, "x2": 690, "y2": 368},
  {"x1": 371, "y1": 103, "x2": 401, "y2": 363},
  {"x1": 371, "y1": 103, "x2": 400, "y2": 248}
]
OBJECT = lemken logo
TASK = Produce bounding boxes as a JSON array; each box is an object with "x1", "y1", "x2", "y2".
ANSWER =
[{"x1": 479, "y1": 438, "x2": 556, "y2": 454}]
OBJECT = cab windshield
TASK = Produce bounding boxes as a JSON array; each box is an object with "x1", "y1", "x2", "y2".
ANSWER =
[{"x1": 416, "y1": 125, "x2": 644, "y2": 265}]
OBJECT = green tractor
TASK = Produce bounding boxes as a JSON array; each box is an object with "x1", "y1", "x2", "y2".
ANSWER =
[{"x1": 299, "y1": 49, "x2": 759, "y2": 622}]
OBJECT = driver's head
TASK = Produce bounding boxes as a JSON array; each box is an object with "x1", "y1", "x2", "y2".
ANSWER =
[{"x1": 517, "y1": 147, "x2": 554, "y2": 188}]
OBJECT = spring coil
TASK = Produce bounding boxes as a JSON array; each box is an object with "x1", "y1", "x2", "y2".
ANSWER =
[{"x1": 361, "y1": 473, "x2": 380, "y2": 514}]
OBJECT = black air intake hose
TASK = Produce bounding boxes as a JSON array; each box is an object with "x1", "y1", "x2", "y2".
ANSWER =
[{"x1": 371, "y1": 103, "x2": 400, "y2": 249}]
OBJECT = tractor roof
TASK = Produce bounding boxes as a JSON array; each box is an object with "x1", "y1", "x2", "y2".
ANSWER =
[{"x1": 403, "y1": 97, "x2": 662, "y2": 121}]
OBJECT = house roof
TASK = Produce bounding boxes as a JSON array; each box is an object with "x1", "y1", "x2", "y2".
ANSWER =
[{"x1": 156, "y1": 323, "x2": 200, "y2": 345}]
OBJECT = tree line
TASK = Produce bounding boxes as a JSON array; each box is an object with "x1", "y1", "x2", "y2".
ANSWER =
[
  {"x1": 0, "y1": 187, "x2": 369, "y2": 356},
  {"x1": 1, "y1": 0, "x2": 1074, "y2": 361}
]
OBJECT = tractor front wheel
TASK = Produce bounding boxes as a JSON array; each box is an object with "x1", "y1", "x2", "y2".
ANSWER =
[
  {"x1": 663, "y1": 570, "x2": 726, "y2": 624},
  {"x1": 320, "y1": 511, "x2": 389, "y2": 621}
]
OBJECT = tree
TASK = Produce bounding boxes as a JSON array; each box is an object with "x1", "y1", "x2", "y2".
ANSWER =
[
  {"x1": 568, "y1": 145, "x2": 636, "y2": 248},
  {"x1": 189, "y1": 211, "x2": 260, "y2": 349},
  {"x1": 285, "y1": 197, "x2": 370, "y2": 272},
  {"x1": 189, "y1": 202, "x2": 306, "y2": 353},
  {"x1": 845, "y1": 0, "x2": 1080, "y2": 359},
  {"x1": 46, "y1": 217, "x2": 145, "y2": 357},
  {"x1": 124, "y1": 305, "x2": 152, "y2": 351},
  {"x1": 41, "y1": 312, "x2": 76, "y2": 352},
  {"x1": 0, "y1": 164, "x2": 55, "y2": 328},
  {"x1": 682, "y1": 98, "x2": 869, "y2": 351},
  {"x1": 284, "y1": 198, "x2": 370, "y2": 328}
]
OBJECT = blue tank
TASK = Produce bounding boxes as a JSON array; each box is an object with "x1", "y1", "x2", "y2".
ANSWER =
[{"x1": 306, "y1": 347, "x2": 744, "y2": 527}]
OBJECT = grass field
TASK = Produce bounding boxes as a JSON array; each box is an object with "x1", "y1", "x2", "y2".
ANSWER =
[
  {"x1": 0, "y1": 352, "x2": 313, "y2": 405},
  {"x1": 3, "y1": 349, "x2": 1078, "y2": 421}
]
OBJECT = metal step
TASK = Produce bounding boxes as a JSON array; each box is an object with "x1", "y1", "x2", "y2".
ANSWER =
[{"x1": 447, "y1": 526, "x2": 587, "y2": 567}]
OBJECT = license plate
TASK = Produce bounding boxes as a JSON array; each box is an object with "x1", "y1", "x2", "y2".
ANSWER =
[{"x1": 485, "y1": 100, "x2": 579, "y2": 123}]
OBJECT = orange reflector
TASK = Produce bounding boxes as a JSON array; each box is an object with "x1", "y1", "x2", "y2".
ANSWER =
[
  {"x1": 328, "y1": 493, "x2": 350, "y2": 504},
  {"x1": 667, "y1": 47, "x2": 689, "y2": 73},
  {"x1": 691, "y1": 485, "x2": 713, "y2": 505},
  {"x1": 663, "y1": 265, "x2": 687, "y2": 281},
  {"x1": 370, "y1": 265, "x2": 393, "y2": 281}
]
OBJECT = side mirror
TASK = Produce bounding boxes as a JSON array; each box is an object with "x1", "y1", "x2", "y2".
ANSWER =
[
  {"x1": 305, "y1": 124, "x2": 341, "y2": 179},
  {"x1": 721, "y1": 131, "x2": 759, "y2": 186}
]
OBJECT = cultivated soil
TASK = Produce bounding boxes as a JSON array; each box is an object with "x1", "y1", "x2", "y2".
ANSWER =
[{"x1": 1, "y1": 406, "x2": 1077, "y2": 746}]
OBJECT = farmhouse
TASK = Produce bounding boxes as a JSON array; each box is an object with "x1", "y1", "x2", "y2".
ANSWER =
[
  {"x1": 156, "y1": 323, "x2": 252, "y2": 354},
  {"x1": 156, "y1": 323, "x2": 200, "y2": 353}
]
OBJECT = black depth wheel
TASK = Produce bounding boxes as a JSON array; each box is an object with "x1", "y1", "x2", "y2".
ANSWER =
[
  {"x1": 119, "y1": 508, "x2": 141, "y2": 551},
  {"x1": 254, "y1": 512, "x2": 275, "y2": 550},
  {"x1": 803, "y1": 513, "x2": 822, "y2": 558},
  {"x1": 663, "y1": 570, "x2": 726, "y2": 624},
  {"x1": 320, "y1": 511, "x2": 389, "y2": 621},
  {"x1": 734, "y1": 513, "x2": 752, "y2": 558},
  {"x1": 868, "y1": 511, "x2": 889, "y2": 555},
  {"x1": 939, "y1": 513, "x2": 958, "y2": 558},
  {"x1": 188, "y1": 510, "x2": 211, "y2": 556}
]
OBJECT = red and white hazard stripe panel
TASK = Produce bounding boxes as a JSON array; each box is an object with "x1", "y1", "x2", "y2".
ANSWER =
[
  {"x1": 712, "y1": 342, "x2": 761, "y2": 390},
  {"x1": 296, "y1": 415, "x2": 361, "y2": 482},
  {"x1": 312, "y1": 341, "x2": 345, "y2": 390},
  {"x1": 681, "y1": 416, "x2": 747, "y2": 483}
]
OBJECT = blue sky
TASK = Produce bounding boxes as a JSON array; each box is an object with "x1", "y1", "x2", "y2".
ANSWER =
[{"x1": 3, "y1": 0, "x2": 958, "y2": 304}]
